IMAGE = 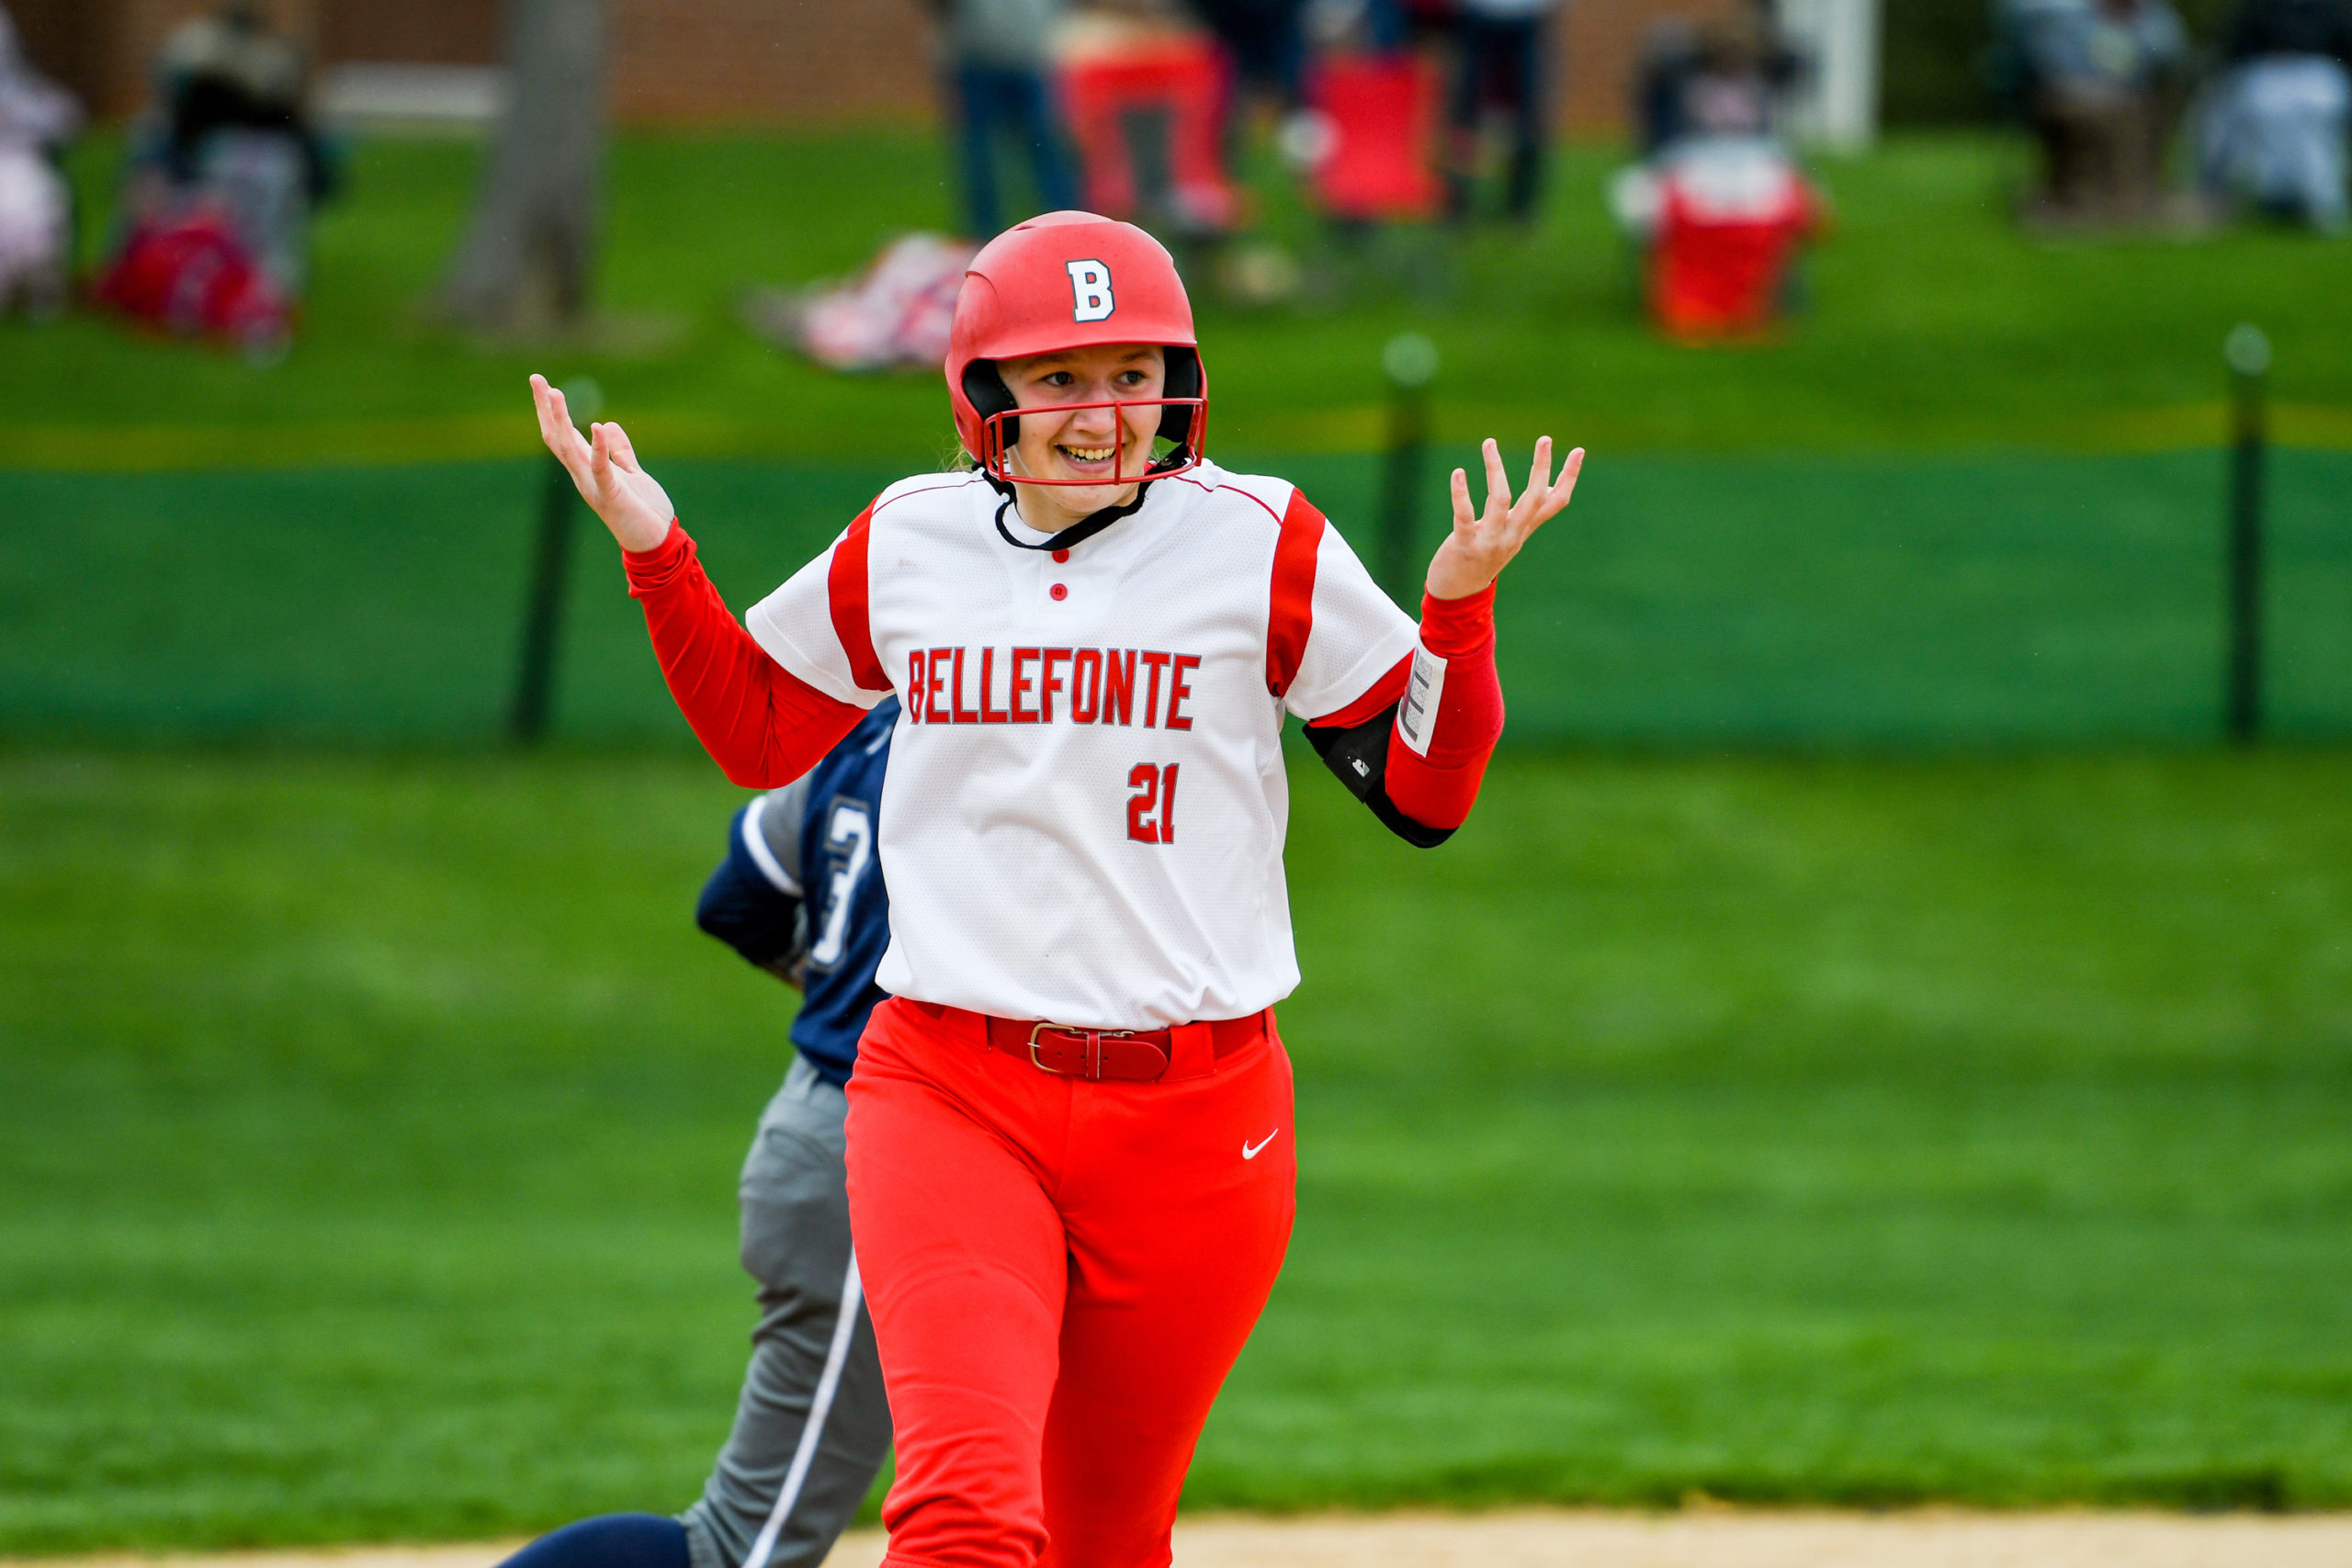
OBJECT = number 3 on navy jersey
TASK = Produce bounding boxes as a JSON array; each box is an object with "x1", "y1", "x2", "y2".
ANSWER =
[
  {"x1": 1127, "y1": 762, "x2": 1179, "y2": 844},
  {"x1": 807, "y1": 797, "x2": 874, "y2": 971}
]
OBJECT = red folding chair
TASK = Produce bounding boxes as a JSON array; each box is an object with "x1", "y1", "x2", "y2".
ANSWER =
[
  {"x1": 1646, "y1": 141, "x2": 1817, "y2": 338},
  {"x1": 1304, "y1": 51, "x2": 1444, "y2": 220},
  {"x1": 1059, "y1": 35, "x2": 1243, "y2": 233}
]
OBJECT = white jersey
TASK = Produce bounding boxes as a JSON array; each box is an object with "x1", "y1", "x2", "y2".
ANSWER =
[{"x1": 744, "y1": 459, "x2": 1418, "y2": 1029}]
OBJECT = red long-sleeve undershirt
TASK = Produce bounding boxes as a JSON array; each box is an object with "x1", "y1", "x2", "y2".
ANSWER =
[
  {"x1": 1305, "y1": 585, "x2": 1502, "y2": 831},
  {"x1": 623, "y1": 520, "x2": 1504, "y2": 828},
  {"x1": 623, "y1": 521, "x2": 862, "y2": 788}
]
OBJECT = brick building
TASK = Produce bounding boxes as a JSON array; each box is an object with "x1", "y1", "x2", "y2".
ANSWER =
[{"x1": 10, "y1": 0, "x2": 1757, "y2": 136}]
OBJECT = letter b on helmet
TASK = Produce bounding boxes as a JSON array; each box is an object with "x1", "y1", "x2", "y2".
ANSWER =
[
  {"x1": 1066, "y1": 260, "x2": 1114, "y2": 322},
  {"x1": 946, "y1": 213, "x2": 1202, "y2": 476}
]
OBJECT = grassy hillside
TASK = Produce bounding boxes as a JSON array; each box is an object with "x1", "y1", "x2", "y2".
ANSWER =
[
  {"x1": 3, "y1": 747, "x2": 2347, "y2": 1550},
  {"x1": 5, "y1": 130, "x2": 2350, "y2": 468}
]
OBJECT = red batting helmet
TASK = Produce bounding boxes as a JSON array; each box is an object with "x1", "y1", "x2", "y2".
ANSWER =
[{"x1": 947, "y1": 211, "x2": 1208, "y2": 486}]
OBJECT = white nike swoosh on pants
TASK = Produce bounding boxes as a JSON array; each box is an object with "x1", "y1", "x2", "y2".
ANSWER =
[{"x1": 1243, "y1": 1130, "x2": 1280, "y2": 1159}]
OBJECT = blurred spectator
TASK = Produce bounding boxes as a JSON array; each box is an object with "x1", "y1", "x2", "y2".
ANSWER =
[
  {"x1": 2196, "y1": 0, "x2": 2352, "y2": 227},
  {"x1": 1187, "y1": 0, "x2": 1315, "y2": 244},
  {"x1": 1612, "y1": 6, "x2": 1821, "y2": 338},
  {"x1": 2226, "y1": 0, "x2": 2352, "y2": 58},
  {"x1": 1444, "y1": 0, "x2": 1558, "y2": 223},
  {"x1": 96, "y1": 3, "x2": 336, "y2": 350},
  {"x1": 1188, "y1": 0, "x2": 1312, "y2": 107},
  {"x1": 1634, "y1": 6, "x2": 1804, "y2": 155},
  {"x1": 1306, "y1": 0, "x2": 1416, "y2": 51},
  {"x1": 0, "y1": 2, "x2": 81, "y2": 317},
  {"x1": 1635, "y1": 18, "x2": 1702, "y2": 152},
  {"x1": 144, "y1": 2, "x2": 337, "y2": 287},
  {"x1": 1611, "y1": 134, "x2": 1821, "y2": 337},
  {"x1": 1056, "y1": 4, "x2": 1245, "y2": 232},
  {"x1": 1994, "y1": 0, "x2": 2189, "y2": 224},
  {"x1": 935, "y1": 0, "x2": 1079, "y2": 236}
]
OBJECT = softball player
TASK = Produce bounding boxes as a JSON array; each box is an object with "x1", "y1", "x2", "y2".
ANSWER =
[
  {"x1": 495, "y1": 703, "x2": 899, "y2": 1568},
  {"x1": 531, "y1": 209, "x2": 1578, "y2": 1568}
]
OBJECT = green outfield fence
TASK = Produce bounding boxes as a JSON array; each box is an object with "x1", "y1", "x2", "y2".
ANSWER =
[{"x1": 6, "y1": 446, "x2": 2350, "y2": 748}]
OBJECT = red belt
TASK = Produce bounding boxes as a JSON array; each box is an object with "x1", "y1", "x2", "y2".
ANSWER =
[{"x1": 975, "y1": 1008, "x2": 1269, "y2": 1082}]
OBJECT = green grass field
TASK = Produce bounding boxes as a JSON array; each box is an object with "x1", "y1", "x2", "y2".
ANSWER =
[{"x1": 4, "y1": 747, "x2": 2351, "y2": 1551}]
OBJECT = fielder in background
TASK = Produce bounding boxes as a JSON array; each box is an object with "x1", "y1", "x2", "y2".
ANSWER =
[{"x1": 492, "y1": 696, "x2": 900, "y2": 1568}]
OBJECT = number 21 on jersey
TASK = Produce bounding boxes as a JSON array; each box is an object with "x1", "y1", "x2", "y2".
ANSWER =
[{"x1": 1127, "y1": 762, "x2": 1179, "y2": 844}]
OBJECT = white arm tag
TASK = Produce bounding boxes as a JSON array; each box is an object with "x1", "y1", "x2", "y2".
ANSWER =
[{"x1": 1396, "y1": 641, "x2": 1445, "y2": 757}]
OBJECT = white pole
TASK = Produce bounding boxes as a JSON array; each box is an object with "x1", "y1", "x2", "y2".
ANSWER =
[{"x1": 1777, "y1": 0, "x2": 1881, "y2": 152}]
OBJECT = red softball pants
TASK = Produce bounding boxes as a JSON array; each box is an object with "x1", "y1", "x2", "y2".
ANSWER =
[{"x1": 843, "y1": 997, "x2": 1297, "y2": 1568}]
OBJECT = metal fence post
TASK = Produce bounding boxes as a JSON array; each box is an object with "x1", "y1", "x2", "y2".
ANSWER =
[
  {"x1": 2223, "y1": 325, "x2": 2268, "y2": 747},
  {"x1": 1376, "y1": 333, "x2": 1439, "y2": 607},
  {"x1": 512, "y1": 377, "x2": 602, "y2": 744}
]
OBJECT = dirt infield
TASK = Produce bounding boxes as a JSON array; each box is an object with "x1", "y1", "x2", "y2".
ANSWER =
[{"x1": 22, "y1": 1512, "x2": 2352, "y2": 1568}]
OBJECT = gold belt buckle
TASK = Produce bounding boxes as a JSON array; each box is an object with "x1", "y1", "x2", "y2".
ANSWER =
[{"x1": 1028, "y1": 1021, "x2": 1134, "y2": 1077}]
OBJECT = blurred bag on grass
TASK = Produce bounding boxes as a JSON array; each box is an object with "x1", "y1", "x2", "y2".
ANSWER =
[
  {"x1": 742, "y1": 231, "x2": 978, "y2": 372},
  {"x1": 91, "y1": 199, "x2": 289, "y2": 351}
]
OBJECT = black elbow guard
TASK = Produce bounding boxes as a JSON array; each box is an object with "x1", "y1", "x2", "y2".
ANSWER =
[{"x1": 1304, "y1": 705, "x2": 1455, "y2": 849}]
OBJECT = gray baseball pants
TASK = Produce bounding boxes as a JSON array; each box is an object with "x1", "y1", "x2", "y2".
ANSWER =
[{"x1": 680, "y1": 1057, "x2": 892, "y2": 1568}]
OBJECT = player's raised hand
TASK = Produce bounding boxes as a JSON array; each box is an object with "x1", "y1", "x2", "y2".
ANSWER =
[
  {"x1": 531, "y1": 374, "x2": 675, "y2": 553},
  {"x1": 1426, "y1": 436, "x2": 1583, "y2": 601}
]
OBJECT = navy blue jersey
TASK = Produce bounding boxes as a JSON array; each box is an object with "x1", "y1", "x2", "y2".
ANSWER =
[{"x1": 695, "y1": 698, "x2": 897, "y2": 1086}]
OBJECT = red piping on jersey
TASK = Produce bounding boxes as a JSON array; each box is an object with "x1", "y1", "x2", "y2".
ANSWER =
[
  {"x1": 1313, "y1": 653, "x2": 1411, "y2": 730},
  {"x1": 1186, "y1": 471, "x2": 1502, "y2": 833},
  {"x1": 827, "y1": 505, "x2": 890, "y2": 694},
  {"x1": 1169, "y1": 473, "x2": 1321, "y2": 698},
  {"x1": 1174, "y1": 472, "x2": 1282, "y2": 525},
  {"x1": 873, "y1": 475, "x2": 985, "y2": 516},
  {"x1": 1265, "y1": 488, "x2": 1323, "y2": 697},
  {"x1": 624, "y1": 520, "x2": 865, "y2": 788}
]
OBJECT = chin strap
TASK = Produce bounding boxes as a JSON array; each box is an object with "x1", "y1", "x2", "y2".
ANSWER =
[{"x1": 986, "y1": 468, "x2": 1168, "y2": 554}]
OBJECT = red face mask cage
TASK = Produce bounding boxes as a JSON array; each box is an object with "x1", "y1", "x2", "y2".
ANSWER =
[{"x1": 977, "y1": 398, "x2": 1209, "y2": 486}]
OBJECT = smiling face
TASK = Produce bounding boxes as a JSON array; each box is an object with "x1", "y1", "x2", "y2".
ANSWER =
[{"x1": 995, "y1": 343, "x2": 1169, "y2": 529}]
